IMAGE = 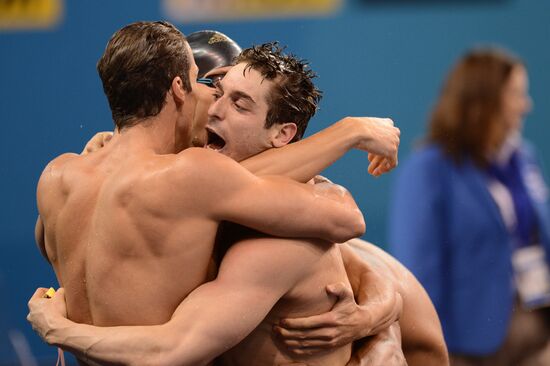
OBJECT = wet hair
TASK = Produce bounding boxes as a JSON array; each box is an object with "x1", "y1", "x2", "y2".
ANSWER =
[
  {"x1": 235, "y1": 42, "x2": 322, "y2": 142},
  {"x1": 427, "y1": 47, "x2": 523, "y2": 166},
  {"x1": 97, "y1": 21, "x2": 192, "y2": 130},
  {"x1": 187, "y1": 30, "x2": 242, "y2": 78}
]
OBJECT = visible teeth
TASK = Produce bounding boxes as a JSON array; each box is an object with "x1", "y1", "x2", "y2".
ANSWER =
[{"x1": 206, "y1": 145, "x2": 221, "y2": 152}]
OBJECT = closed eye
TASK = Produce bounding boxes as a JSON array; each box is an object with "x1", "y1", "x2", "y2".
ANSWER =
[{"x1": 233, "y1": 101, "x2": 248, "y2": 112}]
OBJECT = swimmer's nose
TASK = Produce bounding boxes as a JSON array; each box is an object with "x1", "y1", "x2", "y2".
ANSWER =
[{"x1": 208, "y1": 95, "x2": 225, "y2": 122}]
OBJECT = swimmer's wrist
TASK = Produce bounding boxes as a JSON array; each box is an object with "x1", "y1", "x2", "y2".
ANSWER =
[
  {"x1": 335, "y1": 117, "x2": 365, "y2": 150},
  {"x1": 45, "y1": 316, "x2": 73, "y2": 346},
  {"x1": 340, "y1": 117, "x2": 371, "y2": 150}
]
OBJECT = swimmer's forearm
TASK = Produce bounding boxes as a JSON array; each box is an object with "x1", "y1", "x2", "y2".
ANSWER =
[
  {"x1": 47, "y1": 319, "x2": 176, "y2": 366},
  {"x1": 53, "y1": 275, "x2": 286, "y2": 366},
  {"x1": 241, "y1": 119, "x2": 362, "y2": 182},
  {"x1": 44, "y1": 283, "x2": 273, "y2": 366},
  {"x1": 271, "y1": 178, "x2": 366, "y2": 243},
  {"x1": 220, "y1": 173, "x2": 365, "y2": 243}
]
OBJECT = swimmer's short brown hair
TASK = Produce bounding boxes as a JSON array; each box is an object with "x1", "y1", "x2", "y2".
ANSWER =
[
  {"x1": 235, "y1": 42, "x2": 322, "y2": 142},
  {"x1": 97, "y1": 21, "x2": 192, "y2": 130}
]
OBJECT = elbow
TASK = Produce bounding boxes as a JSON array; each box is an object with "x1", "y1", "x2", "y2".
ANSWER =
[
  {"x1": 332, "y1": 210, "x2": 366, "y2": 243},
  {"x1": 347, "y1": 210, "x2": 366, "y2": 241},
  {"x1": 351, "y1": 212, "x2": 367, "y2": 239}
]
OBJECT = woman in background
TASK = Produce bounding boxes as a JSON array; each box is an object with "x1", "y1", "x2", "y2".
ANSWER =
[{"x1": 389, "y1": 48, "x2": 550, "y2": 365}]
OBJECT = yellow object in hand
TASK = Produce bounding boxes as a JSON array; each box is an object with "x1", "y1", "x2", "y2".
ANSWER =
[{"x1": 44, "y1": 287, "x2": 56, "y2": 298}]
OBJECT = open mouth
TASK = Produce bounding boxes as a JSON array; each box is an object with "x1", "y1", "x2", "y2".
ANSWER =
[{"x1": 206, "y1": 128, "x2": 226, "y2": 151}]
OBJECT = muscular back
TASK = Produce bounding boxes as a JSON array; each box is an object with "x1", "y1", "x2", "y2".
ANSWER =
[{"x1": 37, "y1": 147, "x2": 218, "y2": 327}]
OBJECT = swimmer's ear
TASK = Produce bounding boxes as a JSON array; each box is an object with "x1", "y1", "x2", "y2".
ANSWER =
[
  {"x1": 271, "y1": 122, "x2": 297, "y2": 148},
  {"x1": 171, "y1": 76, "x2": 187, "y2": 103}
]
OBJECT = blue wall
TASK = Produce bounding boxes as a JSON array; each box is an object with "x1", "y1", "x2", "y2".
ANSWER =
[{"x1": 1, "y1": 0, "x2": 548, "y2": 363}]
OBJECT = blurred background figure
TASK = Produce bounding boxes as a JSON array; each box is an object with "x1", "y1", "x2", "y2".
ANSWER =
[{"x1": 389, "y1": 48, "x2": 550, "y2": 366}]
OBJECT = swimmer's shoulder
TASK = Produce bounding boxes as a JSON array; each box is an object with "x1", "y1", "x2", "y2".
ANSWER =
[
  {"x1": 37, "y1": 153, "x2": 81, "y2": 214},
  {"x1": 172, "y1": 147, "x2": 247, "y2": 182},
  {"x1": 42, "y1": 152, "x2": 80, "y2": 172},
  {"x1": 38, "y1": 153, "x2": 80, "y2": 190},
  {"x1": 346, "y1": 239, "x2": 406, "y2": 279},
  {"x1": 126, "y1": 148, "x2": 243, "y2": 213},
  {"x1": 175, "y1": 147, "x2": 238, "y2": 167}
]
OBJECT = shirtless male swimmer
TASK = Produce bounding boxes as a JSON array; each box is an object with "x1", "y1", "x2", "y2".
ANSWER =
[
  {"x1": 28, "y1": 25, "x2": 448, "y2": 365},
  {"x1": 29, "y1": 27, "x2": 410, "y2": 364},
  {"x1": 28, "y1": 21, "x2": 375, "y2": 365}
]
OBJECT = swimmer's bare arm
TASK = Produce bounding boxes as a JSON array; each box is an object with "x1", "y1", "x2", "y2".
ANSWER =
[
  {"x1": 340, "y1": 243, "x2": 403, "y2": 335},
  {"x1": 275, "y1": 242, "x2": 402, "y2": 354},
  {"x1": 347, "y1": 322, "x2": 407, "y2": 366},
  {"x1": 35, "y1": 215, "x2": 47, "y2": 261},
  {"x1": 67, "y1": 118, "x2": 400, "y2": 182},
  {"x1": 347, "y1": 240, "x2": 449, "y2": 366},
  {"x1": 384, "y1": 257, "x2": 449, "y2": 365},
  {"x1": 241, "y1": 117, "x2": 400, "y2": 181},
  {"x1": 28, "y1": 237, "x2": 328, "y2": 366},
  {"x1": 181, "y1": 148, "x2": 365, "y2": 243},
  {"x1": 35, "y1": 153, "x2": 82, "y2": 262},
  {"x1": 35, "y1": 132, "x2": 114, "y2": 261},
  {"x1": 35, "y1": 134, "x2": 365, "y2": 256}
]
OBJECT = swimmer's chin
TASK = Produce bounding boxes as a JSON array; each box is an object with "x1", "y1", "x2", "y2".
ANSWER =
[{"x1": 191, "y1": 138, "x2": 206, "y2": 148}]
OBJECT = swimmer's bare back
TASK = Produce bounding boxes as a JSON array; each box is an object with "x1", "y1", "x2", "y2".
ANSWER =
[
  {"x1": 37, "y1": 134, "x2": 364, "y2": 363},
  {"x1": 37, "y1": 147, "x2": 220, "y2": 327}
]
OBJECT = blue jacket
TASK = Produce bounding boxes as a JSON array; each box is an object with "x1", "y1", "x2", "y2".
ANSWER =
[{"x1": 388, "y1": 143, "x2": 550, "y2": 355}]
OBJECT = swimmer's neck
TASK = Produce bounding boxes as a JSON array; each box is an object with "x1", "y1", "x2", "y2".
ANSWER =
[{"x1": 111, "y1": 117, "x2": 183, "y2": 155}]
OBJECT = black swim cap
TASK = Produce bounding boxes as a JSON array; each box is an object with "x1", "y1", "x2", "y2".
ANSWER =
[{"x1": 187, "y1": 30, "x2": 242, "y2": 78}]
